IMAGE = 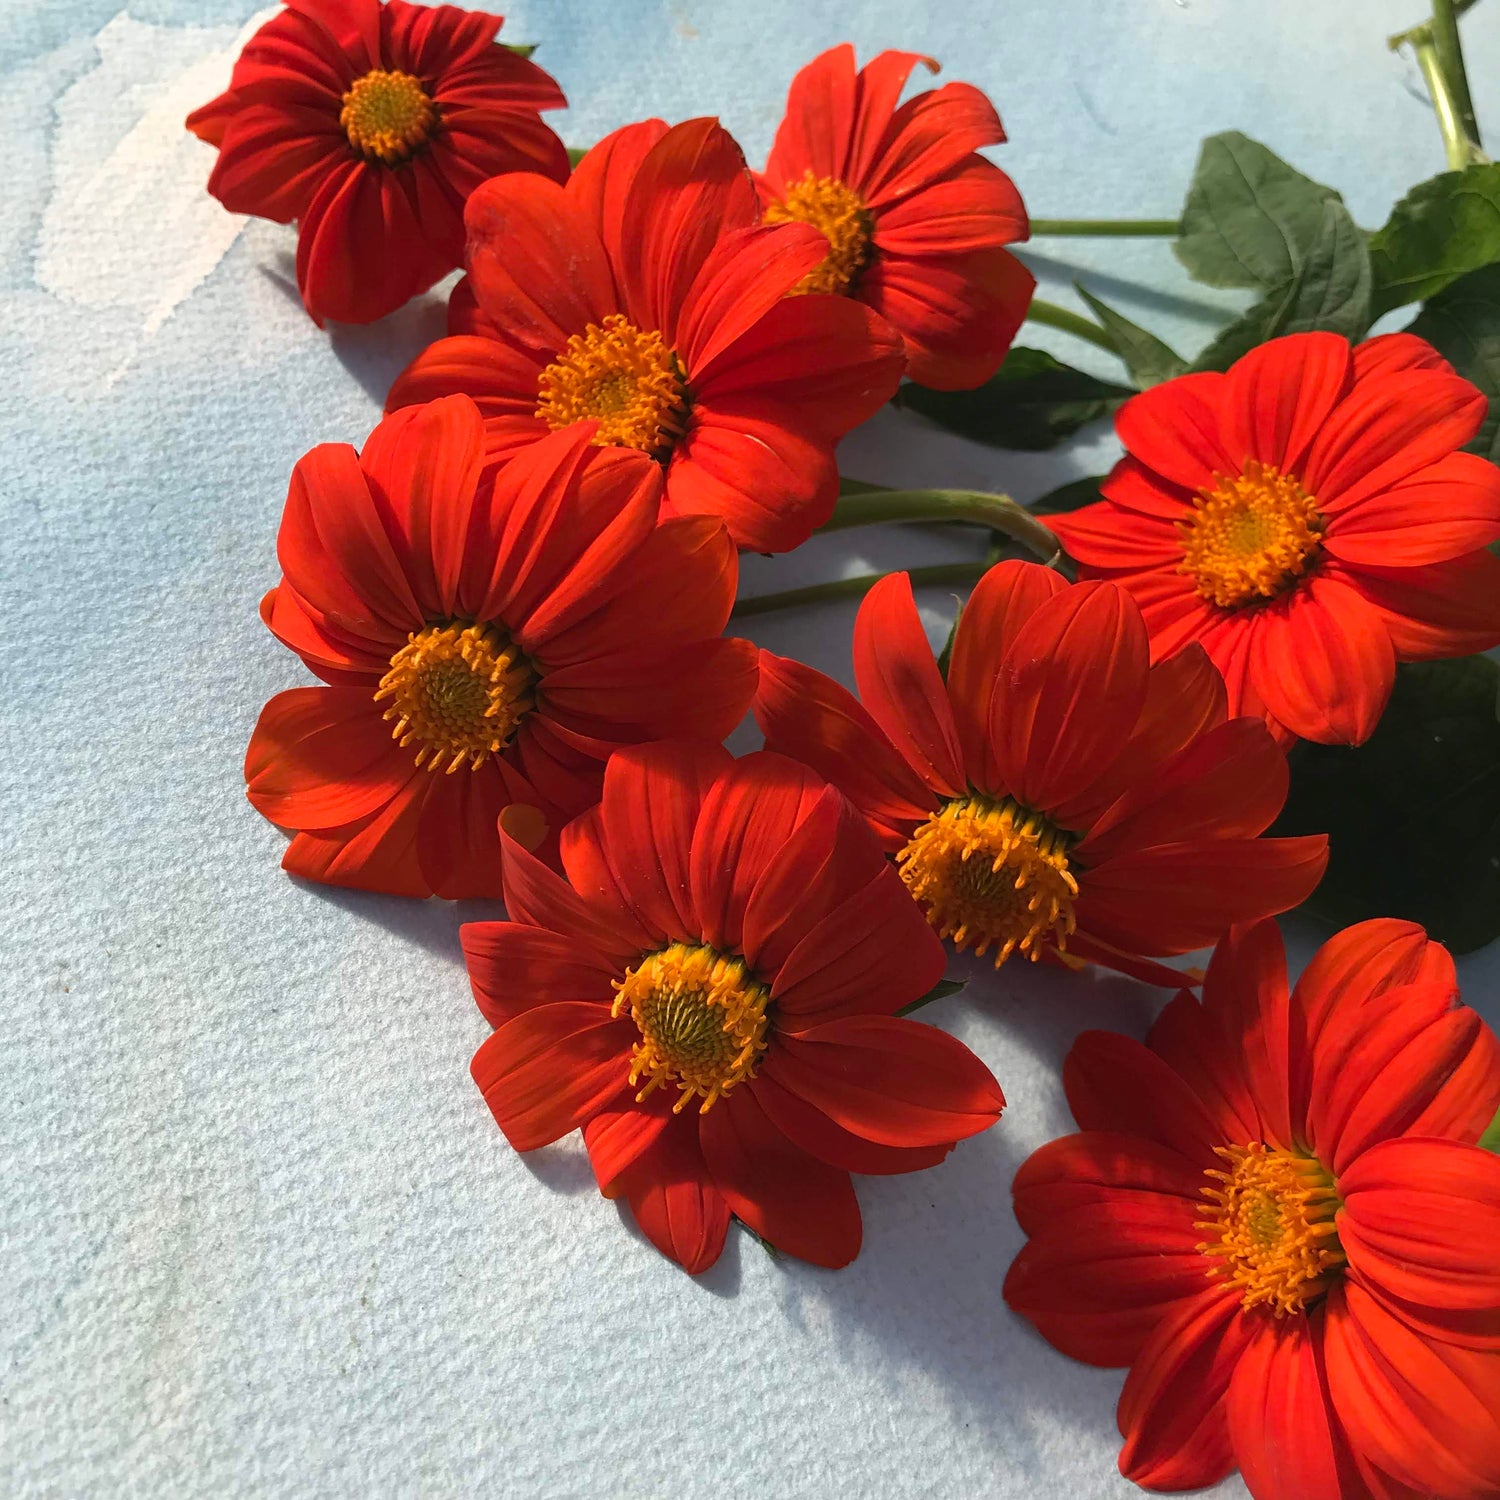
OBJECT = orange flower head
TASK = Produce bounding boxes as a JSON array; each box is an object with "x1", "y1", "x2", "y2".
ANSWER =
[
  {"x1": 1005, "y1": 916, "x2": 1500, "y2": 1500},
  {"x1": 185, "y1": 0, "x2": 567, "y2": 325},
  {"x1": 461, "y1": 743, "x2": 1006, "y2": 1273},
  {"x1": 387, "y1": 116, "x2": 905, "y2": 554},
  {"x1": 755, "y1": 560, "x2": 1328, "y2": 987},
  {"x1": 245, "y1": 396, "x2": 755, "y2": 900},
  {"x1": 756, "y1": 45, "x2": 1034, "y2": 389},
  {"x1": 1048, "y1": 331, "x2": 1500, "y2": 746}
]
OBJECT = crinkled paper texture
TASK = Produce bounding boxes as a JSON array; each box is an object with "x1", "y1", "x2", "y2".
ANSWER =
[{"x1": 3, "y1": 1, "x2": 1499, "y2": 1495}]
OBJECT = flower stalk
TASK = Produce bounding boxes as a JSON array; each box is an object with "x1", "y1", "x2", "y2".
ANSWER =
[
  {"x1": 820, "y1": 484, "x2": 1065, "y2": 564},
  {"x1": 1024, "y1": 298, "x2": 1119, "y2": 355},
  {"x1": 1390, "y1": 0, "x2": 1487, "y2": 170},
  {"x1": 1028, "y1": 218, "x2": 1181, "y2": 237},
  {"x1": 734, "y1": 560, "x2": 989, "y2": 618}
]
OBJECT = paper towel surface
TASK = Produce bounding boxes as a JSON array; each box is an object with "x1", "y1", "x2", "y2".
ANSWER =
[{"x1": 4, "y1": 2, "x2": 1500, "y2": 1495}]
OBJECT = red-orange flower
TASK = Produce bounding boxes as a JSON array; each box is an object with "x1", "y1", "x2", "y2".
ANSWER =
[
  {"x1": 462, "y1": 741, "x2": 1005, "y2": 1272},
  {"x1": 386, "y1": 117, "x2": 905, "y2": 554},
  {"x1": 756, "y1": 44, "x2": 1033, "y2": 390},
  {"x1": 755, "y1": 562, "x2": 1327, "y2": 986},
  {"x1": 245, "y1": 396, "x2": 754, "y2": 898},
  {"x1": 187, "y1": 0, "x2": 566, "y2": 325},
  {"x1": 1049, "y1": 332, "x2": 1500, "y2": 746},
  {"x1": 1004, "y1": 917, "x2": 1500, "y2": 1500}
]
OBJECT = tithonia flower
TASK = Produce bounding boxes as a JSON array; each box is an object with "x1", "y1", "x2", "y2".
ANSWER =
[
  {"x1": 756, "y1": 44, "x2": 1033, "y2": 390},
  {"x1": 386, "y1": 116, "x2": 905, "y2": 554},
  {"x1": 1004, "y1": 917, "x2": 1500, "y2": 1500},
  {"x1": 754, "y1": 562, "x2": 1327, "y2": 986},
  {"x1": 245, "y1": 396, "x2": 754, "y2": 898},
  {"x1": 1048, "y1": 331, "x2": 1500, "y2": 746},
  {"x1": 462, "y1": 740, "x2": 1006, "y2": 1272},
  {"x1": 187, "y1": 0, "x2": 567, "y2": 325}
]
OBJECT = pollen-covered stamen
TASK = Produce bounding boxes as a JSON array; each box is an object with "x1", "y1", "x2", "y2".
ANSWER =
[
  {"x1": 340, "y1": 69, "x2": 437, "y2": 163},
  {"x1": 764, "y1": 171, "x2": 875, "y2": 296},
  {"x1": 373, "y1": 621, "x2": 535, "y2": 773},
  {"x1": 1196, "y1": 1143, "x2": 1347, "y2": 1316},
  {"x1": 1179, "y1": 460, "x2": 1325, "y2": 610},
  {"x1": 897, "y1": 795, "x2": 1079, "y2": 967},
  {"x1": 612, "y1": 942, "x2": 770, "y2": 1114},
  {"x1": 535, "y1": 314, "x2": 690, "y2": 456}
]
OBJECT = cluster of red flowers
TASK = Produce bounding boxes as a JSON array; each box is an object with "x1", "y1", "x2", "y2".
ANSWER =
[{"x1": 191, "y1": 6, "x2": 1500, "y2": 1498}]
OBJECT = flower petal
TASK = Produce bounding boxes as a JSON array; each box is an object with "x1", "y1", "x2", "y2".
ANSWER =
[
  {"x1": 991, "y1": 579, "x2": 1150, "y2": 813},
  {"x1": 852, "y1": 572, "x2": 966, "y2": 797},
  {"x1": 944, "y1": 557, "x2": 1067, "y2": 793},
  {"x1": 768, "y1": 1015, "x2": 1003, "y2": 1147},
  {"x1": 1345, "y1": 549, "x2": 1500, "y2": 659},
  {"x1": 471, "y1": 1001, "x2": 633, "y2": 1151},
  {"x1": 245, "y1": 686, "x2": 416, "y2": 829},
  {"x1": 1115, "y1": 372, "x2": 1234, "y2": 493},
  {"x1": 1324, "y1": 452, "x2": 1500, "y2": 566},
  {"x1": 281, "y1": 775, "x2": 429, "y2": 896},
  {"x1": 1221, "y1": 331, "x2": 1352, "y2": 476},
  {"x1": 1248, "y1": 573, "x2": 1395, "y2": 746},
  {"x1": 753, "y1": 650, "x2": 935, "y2": 846},
  {"x1": 698, "y1": 1084, "x2": 862, "y2": 1268},
  {"x1": 1339, "y1": 1138, "x2": 1500, "y2": 1345},
  {"x1": 1116, "y1": 1287, "x2": 1254, "y2": 1492},
  {"x1": 1076, "y1": 834, "x2": 1327, "y2": 956},
  {"x1": 608, "y1": 1109, "x2": 730, "y2": 1275},
  {"x1": 460, "y1": 921, "x2": 619, "y2": 1028}
]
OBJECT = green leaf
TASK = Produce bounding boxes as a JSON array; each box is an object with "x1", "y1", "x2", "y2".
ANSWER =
[
  {"x1": 898, "y1": 348, "x2": 1133, "y2": 450},
  {"x1": 895, "y1": 978, "x2": 966, "y2": 1017},
  {"x1": 936, "y1": 604, "x2": 962, "y2": 679},
  {"x1": 1370, "y1": 164, "x2": 1500, "y2": 317},
  {"x1": 503, "y1": 42, "x2": 538, "y2": 58},
  {"x1": 1480, "y1": 1105, "x2": 1500, "y2": 1154},
  {"x1": 565, "y1": 144, "x2": 588, "y2": 168},
  {"x1": 1075, "y1": 287, "x2": 1189, "y2": 386},
  {"x1": 1409, "y1": 263, "x2": 1500, "y2": 463},
  {"x1": 1272, "y1": 656, "x2": 1500, "y2": 954},
  {"x1": 1030, "y1": 475, "x2": 1106, "y2": 515},
  {"x1": 1191, "y1": 200, "x2": 1372, "y2": 371},
  {"x1": 1175, "y1": 132, "x2": 1345, "y2": 291}
]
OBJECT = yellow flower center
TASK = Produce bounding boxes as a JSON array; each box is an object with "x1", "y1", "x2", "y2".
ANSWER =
[
  {"x1": 1197, "y1": 1143, "x2": 1346, "y2": 1316},
  {"x1": 612, "y1": 942, "x2": 770, "y2": 1114},
  {"x1": 1178, "y1": 460, "x2": 1325, "y2": 609},
  {"x1": 896, "y1": 796, "x2": 1079, "y2": 966},
  {"x1": 340, "y1": 69, "x2": 437, "y2": 164},
  {"x1": 763, "y1": 170, "x2": 875, "y2": 296},
  {"x1": 373, "y1": 621, "x2": 535, "y2": 773},
  {"x1": 534, "y1": 314, "x2": 690, "y2": 457}
]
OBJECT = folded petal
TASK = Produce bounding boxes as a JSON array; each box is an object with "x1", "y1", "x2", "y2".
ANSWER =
[
  {"x1": 610, "y1": 1109, "x2": 731, "y2": 1275},
  {"x1": 280, "y1": 776, "x2": 429, "y2": 896},
  {"x1": 1116, "y1": 1287, "x2": 1254, "y2": 1491}
]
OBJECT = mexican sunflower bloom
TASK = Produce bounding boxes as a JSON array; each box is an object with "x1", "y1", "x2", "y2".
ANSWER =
[
  {"x1": 186, "y1": 0, "x2": 567, "y2": 325},
  {"x1": 1004, "y1": 917, "x2": 1500, "y2": 1500},
  {"x1": 1048, "y1": 331, "x2": 1500, "y2": 746},
  {"x1": 245, "y1": 396, "x2": 754, "y2": 898},
  {"x1": 386, "y1": 116, "x2": 905, "y2": 554},
  {"x1": 754, "y1": 562, "x2": 1327, "y2": 986},
  {"x1": 756, "y1": 44, "x2": 1033, "y2": 390},
  {"x1": 461, "y1": 741, "x2": 1006, "y2": 1272}
]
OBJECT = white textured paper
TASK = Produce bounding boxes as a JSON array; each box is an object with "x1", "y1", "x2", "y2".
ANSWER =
[{"x1": 4, "y1": 2, "x2": 1499, "y2": 1496}]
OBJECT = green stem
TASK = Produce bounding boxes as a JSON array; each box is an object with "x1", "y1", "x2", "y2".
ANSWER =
[
  {"x1": 733, "y1": 560, "x2": 987, "y2": 618},
  {"x1": 1029, "y1": 218, "x2": 1181, "y2": 237},
  {"x1": 1024, "y1": 298, "x2": 1118, "y2": 355},
  {"x1": 1390, "y1": 1, "x2": 1487, "y2": 169},
  {"x1": 819, "y1": 486, "x2": 1064, "y2": 564}
]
